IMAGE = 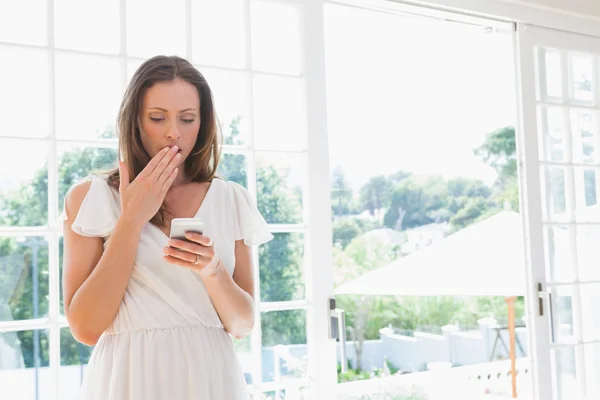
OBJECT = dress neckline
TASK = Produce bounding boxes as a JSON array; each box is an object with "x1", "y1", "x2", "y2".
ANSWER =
[{"x1": 152, "y1": 178, "x2": 218, "y2": 241}]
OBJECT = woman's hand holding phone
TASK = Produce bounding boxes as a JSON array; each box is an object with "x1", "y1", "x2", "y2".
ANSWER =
[{"x1": 163, "y1": 231, "x2": 221, "y2": 278}]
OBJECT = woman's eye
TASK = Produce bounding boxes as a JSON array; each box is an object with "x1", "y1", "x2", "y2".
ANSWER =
[
  {"x1": 150, "y1": 117, "x2": 164, "y2": 122},
  {"x1": 181, "y1": 119, "x2": 195, "y2": 123}
]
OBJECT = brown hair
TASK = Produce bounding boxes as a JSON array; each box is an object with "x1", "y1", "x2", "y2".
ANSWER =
[{"x1": 105, "y1": 55, "x2": 222, "y2": 228}]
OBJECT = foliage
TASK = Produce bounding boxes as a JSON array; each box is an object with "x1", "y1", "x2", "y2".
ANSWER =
[
  {"x1": 332, "y1": 165, "x2": 358, "y2": 216},
  {"x1": 334, "y1": 234, "x2": 401, "y2": 371},
  {"x1": 474, "y1": 126, "x2": 516, "y2": 180}
]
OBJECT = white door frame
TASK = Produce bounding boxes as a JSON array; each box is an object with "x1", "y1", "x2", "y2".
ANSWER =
[
  {"x1": 515, "y1": 22, "x2": 600, "y2": 400},
  {"x1": 513, "y1": 23, "x2": 554, "y2": 400},
  {"x1": 331, "y1": 0, "x2": 600, "y2": 38},
  {"x1": 304, "y1": 0, "x2": 338, "y2": 398}
]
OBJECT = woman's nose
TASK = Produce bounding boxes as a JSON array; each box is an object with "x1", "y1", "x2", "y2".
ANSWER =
[{"x1": 166, "y1": 122, "x2": 181, "y2": 140}]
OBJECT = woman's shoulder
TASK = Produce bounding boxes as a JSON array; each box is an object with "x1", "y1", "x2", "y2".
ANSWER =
[
  {"x1": 65, "y1": 174, "x2": 114, "y2": 201},
  {"x1": 61, "y1": 174, "x2": 120, "y2": 237},
  {"x1": 216, "y1": 178, "x2": 273, "y2": 246}
]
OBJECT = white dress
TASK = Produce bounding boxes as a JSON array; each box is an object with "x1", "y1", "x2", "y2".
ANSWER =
[{"x1": 60, "y1": 175, "x2": 273, "y2": 400}]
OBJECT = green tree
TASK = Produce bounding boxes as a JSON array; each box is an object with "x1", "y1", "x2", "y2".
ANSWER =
[
  {"x1": 359, "y1": 176, "x2": 393, "y2": 219},
  {"x1": 449, "y1": 197, "x2": 494, "y2": 230},
  {"x1": 474, "y1": 126, "x2": 517, "y2": 181},
  {"x1": 474, "y1": 126, "x2": 519, "y2": 211},
  {"x1": 331, "y1": 166, "x2": 356, "y2": 217},
  {"x1": 447, "y1": 177, "x2": 491, "y2": 199},
  {"x1": 383, "y1": 178, "x2": 437, "y2": 230},
  {"x1": 332, "y1": 219, "x2": 363, "y2": 249}
]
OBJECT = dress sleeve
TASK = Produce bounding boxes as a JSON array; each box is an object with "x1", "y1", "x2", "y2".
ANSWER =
[
  {"x1": 227, "y1": 181, "x2": 273, "y2": 246},
  {"x1": 59, "y1": 175, "x2": 120, "y2": 238}
]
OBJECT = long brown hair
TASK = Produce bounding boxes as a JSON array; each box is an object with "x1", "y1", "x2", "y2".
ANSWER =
[{"x1": 105, "y1": 55, "x2": 222, "y2": 228}]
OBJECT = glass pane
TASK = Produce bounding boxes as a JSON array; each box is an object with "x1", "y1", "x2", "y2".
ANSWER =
[
  {"x1": 192, "y1": 0, "x2": 246, "y2": 68},
  {"x1": 542, "y1": 166, "x2": 568, "y2": 222},
  {"x1": 580, "y1": 284, "x2": 600, "y2": 342},
  {"x1": 232, "y1": 335, "x2": 253, "y2": 385},
  {"x1": 261, "y1": 310, "x2": 307, "y2": 383},
  {"x1": 570, "y1": 109, "x2": 598, "y2": 164},
  {"x1": 0, "y1": 0, "x2": 46, "y2": 46},
  {"x1": 550, "y1": 285, "x2": 575, "y2": 345},
  {"x1": 576, "y1": 225, "x2": 600, "y2": 281},
  {"x1": 127, "y1": 59, "x2": 144, "y2": 85},
  {"x1": 57, "y1": 146, "x2": 118, "y2": 216},
  {"x1": 553, "y1": 346, "x2": 583, "y2": 400},
  {"x1": 0, "y1": 237, "x2": 49, "y2": 322},
  {"x1": 539, "y1": 106, "x2": 566, "y2": 162},
  {"x1": 583, "y1": 343, "x2": 600, "y2": 397},
  {"x1": 55, "y1": 54, "x2": 121, "y2": 140},
  {"x1": 543, "y1": 49, "x2": 563, "y2": 99},
  {"x1": 256, "y1": 153, "x2": 305, "y2": 224},
  {"x1": 60, "y1": 327, "x2": 94, "y2": 397},
  {"x1": 218, "y1": 153, "x2": 248, "y2": 188},
  {"x1": 251, "y1": 1, "x2": 303, "y2": 75},
  {"x1": 571, "y1": 54, "x2": 594, "y2": 103},
  {"x1": 55, "y1": 0, "x2": 120, "y2": 54},
  {"x1": 0, "y1": 139, "x2": 49, "y2": 227},
  {"x1": 573, "y1": 168, "x2": 599, "y2": 222},
  {"x1": 259, "y1": 233, "x2": 305, "y2": 302},
  {"x1": 202, "y1": 69, "x2": 251, "y2": 145},
  {"x1": 126, "y1": 0, "x2": 186, "y2": 58},
  {"x1": 544, "y1": 225, "x2": 574, "y2": 283},
  {"x1": 253, "y1": 75, "x2": 307, "y2": 151},
  {"x1": 0, "y1": 46, "x2": 50, "y2": 138},
  {"x1": 0, "y1": 329, "x2": 50, "y2": 399}
]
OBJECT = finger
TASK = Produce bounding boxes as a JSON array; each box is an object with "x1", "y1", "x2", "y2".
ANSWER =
[
  {"x1": 184, "y1": 232, "x2": 213, "y2": 246},
  {"x1": 163, "y1": 246, "x2": 210, "y2": 263},
  {"x1": 162, "y1": 254, "x2": 209, "y2": 268},
  {"x1": 161, "y1": 167, "x2": 178, "y2": 193},
  {"x1": 118, "y1": 161, "x2": 129, "y2": 193},
  {"x1": 138, "y1": 147, "x2": 171, "y2": 179},
  {"x1": 157, "y1": 152, "x2": 181, "y2": 185},
  {"x1": 167, "y1": 239, "x2": 207, "y2": 255},
  {"x1": 149, "y1": 146, "x2": 179, "y2": 181}
]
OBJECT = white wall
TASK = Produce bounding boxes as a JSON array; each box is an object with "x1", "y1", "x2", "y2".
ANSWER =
[{"x1": 502, "y1": 0, "x2": 600, "y2": 17}]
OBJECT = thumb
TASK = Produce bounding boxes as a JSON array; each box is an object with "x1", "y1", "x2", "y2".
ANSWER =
[{"x1": 119, "y1": 161, "x2": 129, "y2": 193}]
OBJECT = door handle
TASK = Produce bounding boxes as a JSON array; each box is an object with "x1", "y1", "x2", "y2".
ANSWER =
[
  {"x1": 537, "y1": 282, "x2": 556, "y2": 343},
  {"x1": 329, "y1": 298, "x2": 348, "y2": 373}
]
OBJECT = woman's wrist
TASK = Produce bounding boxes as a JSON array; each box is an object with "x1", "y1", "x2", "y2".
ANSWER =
[
  {"x1": 197, "y1": 257, "x2": 224, "y2": 280},
  {"x1": 117, "y1": 212, "x2": 146, "y2": 233}
]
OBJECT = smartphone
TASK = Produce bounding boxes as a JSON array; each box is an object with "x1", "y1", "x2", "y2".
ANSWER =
[{"x1": 169, "y1": 218, "x2": 205, "y2": 242}]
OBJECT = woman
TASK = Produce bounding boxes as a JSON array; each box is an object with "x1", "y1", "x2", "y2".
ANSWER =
[{"x1": 61, "y1": 55, "x2": 272, "y2": 399}]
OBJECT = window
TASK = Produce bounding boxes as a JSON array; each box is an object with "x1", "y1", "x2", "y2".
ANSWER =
[{"x1": 0, "y1": 1, "x2": 321, "y2": 398}]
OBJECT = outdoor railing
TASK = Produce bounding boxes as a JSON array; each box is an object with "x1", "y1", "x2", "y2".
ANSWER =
[{"x1": 336, "y1": 357, "x2": 532, "y2": 399}]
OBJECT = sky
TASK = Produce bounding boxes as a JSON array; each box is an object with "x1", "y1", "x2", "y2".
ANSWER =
[
  {"x1": 323, "y1": 5, "x2": 516, "y2": 191},
  {"x1": 0, "y1": 1, "x2": 517, "y2": 195}
]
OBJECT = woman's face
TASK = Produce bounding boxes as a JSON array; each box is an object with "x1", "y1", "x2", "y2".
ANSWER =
[{"x1": 139, "y1": 78, "x2": 201, "y2": 164}]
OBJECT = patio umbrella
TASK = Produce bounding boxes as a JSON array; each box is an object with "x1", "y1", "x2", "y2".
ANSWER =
[{"x1": 334, "y1": 210, "x2": 547, "y2": 398}]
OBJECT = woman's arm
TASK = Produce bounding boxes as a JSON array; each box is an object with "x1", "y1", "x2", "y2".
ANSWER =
[
  {"x1": 63, "y1": 182, "x2": 145, "y2": 346},
  {"x1": 203, "y1": 241, "x2": 256, "y2": 339},
  {"x1": 164, "y1": 237, "x2": 256, "y2": 339},
  {"x1": 64, "y1": 148, "x2": 181, "y2": 345}
]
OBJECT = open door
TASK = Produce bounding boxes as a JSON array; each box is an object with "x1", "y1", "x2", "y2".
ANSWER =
[{"x1": 516, "y1": 23, "x2": 600, "y2": 400}]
